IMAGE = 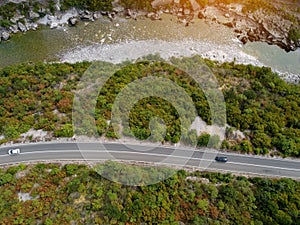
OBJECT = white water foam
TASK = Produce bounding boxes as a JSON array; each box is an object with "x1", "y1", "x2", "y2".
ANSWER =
[
  {"x1": 60, "y1": 39, "x2": 300, "y2": 83},
  {"x1": 61, "y1": 39, "x2": 263, "y2": 65}
]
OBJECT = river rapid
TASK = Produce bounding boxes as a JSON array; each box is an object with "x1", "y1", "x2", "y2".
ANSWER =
[{"x1": 0, "y1": 14, "x2": 299, "y2": 82}]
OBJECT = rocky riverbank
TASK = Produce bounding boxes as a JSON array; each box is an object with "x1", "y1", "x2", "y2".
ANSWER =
[{"x1": 0, "y1": 0, "x2": 299, "y2": 52}]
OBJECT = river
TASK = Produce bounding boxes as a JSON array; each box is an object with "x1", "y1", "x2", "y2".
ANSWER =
[{"x1": 0, "y1": 14, "x2": 299, "y2": 82}]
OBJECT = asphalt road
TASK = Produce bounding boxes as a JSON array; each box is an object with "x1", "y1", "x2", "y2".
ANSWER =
[{"x1": 0, "y1": 142, "x2": 299, "y2": 179}]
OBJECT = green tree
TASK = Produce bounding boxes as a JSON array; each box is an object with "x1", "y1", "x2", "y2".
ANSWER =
[{"x1": 197, "y1": 133, "x2": 210, "y2": 147}]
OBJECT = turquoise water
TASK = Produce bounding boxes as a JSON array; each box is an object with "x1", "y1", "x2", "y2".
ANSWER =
[
  {"x1": 0, "y1": 15, "x2": 236, "y2": 67},
  {"x1": 0, "y1": 27, "x2": 70, "y2": 67},
  {"x1": 242, "y1": 42, "x2": 300, "y2": 76}
]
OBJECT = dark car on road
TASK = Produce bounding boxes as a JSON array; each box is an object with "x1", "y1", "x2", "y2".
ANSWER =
[{"x1": 215, "y1": 156, "x2": 228, "y2": 162}]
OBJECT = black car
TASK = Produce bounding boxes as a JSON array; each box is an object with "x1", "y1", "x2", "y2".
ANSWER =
[{"x1": 215, "y1": 156, "x2": 228, "y2": 162}]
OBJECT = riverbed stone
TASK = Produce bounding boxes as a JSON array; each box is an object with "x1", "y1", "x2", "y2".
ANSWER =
[
  {"x1": 125, "y1": 9, "x2": 137, "y2": 20},
  {"x1": 49, "y1": 21, "x2": 58, "y2": 29},
  {"x1": 29, "y1": 11, "x2": 40, "y2": 19},
  {"x1": 113, "y1": 6, "x2": 124, "y2": 14},
  {"x1": 68, "y1": 17, "x2": 78, "y2": 26},
  {"x1": 10, "y1": 15, "x2": 25, "y2": 24},
  {"x1": 80, "y1": 13, "x2": 94, "y2": 21},
  {"x1": 9, "y1": 24, "x2": 19, "y2": 33},
  {"x1": 18, "y1": 22, "x2": 27, "y2": 32},
  {"x1": 184, "y1": 9, "x2": 191, "y2": 15},
  {"x1": 30, "y1": 23, "x2": 38, "y2": 30},
  {"x1": 1, "y1": 31, "x2": 10, "y2": 41}
]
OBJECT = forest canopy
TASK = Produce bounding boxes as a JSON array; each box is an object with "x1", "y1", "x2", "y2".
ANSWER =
[
  {"x1": 0, "y1": 162, "x2": 299, "y2": 224},
  {"x1": 0, "y1": 56, "x2": 299, "y2": 157}
]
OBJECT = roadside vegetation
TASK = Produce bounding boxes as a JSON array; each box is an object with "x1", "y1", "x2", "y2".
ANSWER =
[
  {"x1": 0, "y1": 56, "x2": 299, "y2": 157},
  {"x1": 0, "y1": 162, "x2": 299, "y2": 224}
]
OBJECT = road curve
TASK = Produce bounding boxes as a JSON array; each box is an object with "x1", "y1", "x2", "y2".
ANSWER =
[{"x1": 0, "y1": 142, "x2": 299, "y2": 180}]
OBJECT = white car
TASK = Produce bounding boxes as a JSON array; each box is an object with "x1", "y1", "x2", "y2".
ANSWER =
[{"x1": 8, "y1": 148, "x2": 20, "y2": 155}]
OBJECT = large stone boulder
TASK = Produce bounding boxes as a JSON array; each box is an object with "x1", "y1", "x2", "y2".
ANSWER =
[
  {"x1": 1, "y1": 31, "x2": 10, "y2": 41},
  {"x1": 68, "y1": 17, "x2": 78, "y2": 26},
  {"x1": 80, "y1": 13, "x2": 94, "y2": 21},
  {"x1": 29, "y1": 11, "x2": 40, "y2": 20},
  {"x1": 125, "y1": 9, "x2": 137, "y2": 20},
  {"x1": 113, "y1": 6, "x2": 125, "y2": 14},
  {"x1": 9, "y1": 24, "x2": 19, "y2": 33},
  {"x1": 30, "y1": 23, "x2": 38, "y2": 30},
  {"x1": 10, "y1": 15, "x2": 25, "y2": 24},
  {"x1": 49, "y1": 22, "x2": 58, "y2": 29},
  {"x1": 17, "y1": 22, "x2": 27, "y2": 32}
]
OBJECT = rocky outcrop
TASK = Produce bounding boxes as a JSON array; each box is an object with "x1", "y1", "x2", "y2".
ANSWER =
[
  {"x1": 0, "y1": 0, "x2": 298, "y2": 51},
  {"x1": 195, "y1": 4, "x2": 299, "y2": 52},
  {"x1": 0, "y1": 5, "x2": 42, "y2": 43}
]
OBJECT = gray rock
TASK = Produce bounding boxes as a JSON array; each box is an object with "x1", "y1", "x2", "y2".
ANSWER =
[
  {"x1": 147, "y1": 12, "x2": 161, "y2": 20},
  {"x1": 10, "y1": 15, "x2": 25, "y2": 24},
  {"x1": 17, "y1": 22, "x2": 27, "y2": 32},
  {"x1": 147, "y1": 12, "x2": 155, "y2": 18},
  {"x1": 107, "y1": 13, "x2": 115, "y2": 21},
  {"x1": 84, "y1": 10, "x2": 91, "y2": 15},
  {"x1": 24, "y1": 19, "x2": 32, "y2": 30},
  {"x1": 93, "y1": 12, "x2": 101, "y2": 20},
  {"x1": 29, "y1": 11, "x2": 40, "y2": 19},
  {"x1": 9, "y1": 24, "x2": 19, "y2": 33},
  {"x1": 47, "y1": 15, "x2": 55, "y2": 20},
  {"x1": 1, "y1": 31, "x2": 10, "y2": 41},
  {"x1": 184, "y1": 9, "x2": 191, "y2": 15},
  {"x1": 80, "y1": 13, "x2": 94, "y2": 21},
  {"x1": 113, "y1": 6, "x2": 125, "y2": 14},
  {"x1": 30, "y1": 23, "x2": 38, "y2": 30},
  {"x1": 77, "y1": 9, "x2": 84, "y2": 15},
  {"x1": 49, "y1": 21, "x2": 58, "y2": 29},
  {"x1": 68, "y1": 17, "x2": 78, "y2": 26},
  {"x1": 125, "y1": 9, "x2": 137, "y2": 20},
  {"x1": 57, "y1": 14, "x2": 62, "y2": 20}
]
